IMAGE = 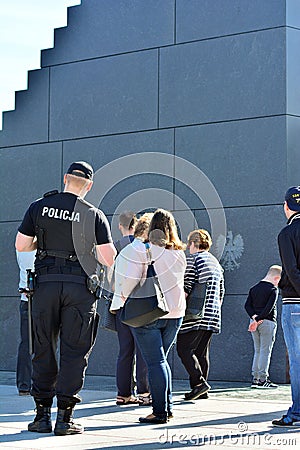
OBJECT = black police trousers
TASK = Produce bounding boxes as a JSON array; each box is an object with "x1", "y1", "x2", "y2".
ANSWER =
[{"x1": 31, "y1": 279, "x2": 99, "y2": 405}]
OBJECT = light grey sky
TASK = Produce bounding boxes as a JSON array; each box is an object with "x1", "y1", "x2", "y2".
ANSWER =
[{"x1": 0, "y1": 0, "x2": 80, "y2": 128}]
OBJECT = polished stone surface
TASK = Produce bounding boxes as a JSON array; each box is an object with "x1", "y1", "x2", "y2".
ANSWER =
[
  {"x1": 49, "y1": 50, "x2": 158, "y2": 141},
  {"x1": 160, "y1": 29, "x2": 285, "y2": 128},
  {"x1": 0, "y1": 69, "x2": 49, "y2": 148},
  {"x1": 174, "y1": 117, "x2": 286, "y2": 209},
  {"x1": 287, "y1": 28, "x2": 300, "y2": 116},
  {"x1": 0, "y1": 143, "x2": 62, "y2": 221},
  {"x1": 42, "y1": 0, "x2": 174, "y2": 66},
  {"x1": 176, "y1": 0, "x2": 286, "y2": 43}
]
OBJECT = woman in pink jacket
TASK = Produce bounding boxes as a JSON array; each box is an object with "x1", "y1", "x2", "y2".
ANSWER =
[{"x1": 120, "y1": 209, "x2": 186, "y2": 424}]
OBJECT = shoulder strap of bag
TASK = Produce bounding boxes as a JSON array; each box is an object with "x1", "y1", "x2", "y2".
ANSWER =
[
  {"x1": 144, "y1": 242, "x2": 153, "y2": 265},
  {"x1": 192, "y1": 253, "x2": 198, "y2": 281}
]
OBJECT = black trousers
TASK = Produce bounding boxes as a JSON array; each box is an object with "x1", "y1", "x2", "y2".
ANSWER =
[
  {"x1": 31, "y1": 280, "x2": 99, "y2": 405},
  {"x1": 176, "y1": 329, "x2": 213, "y2": 389},
  {"x1": 16, "y1": 301, "x2": 32, "y2": 392},
  {"x1": 115, "y1": 309, "x2": 149, "y2": 397}
]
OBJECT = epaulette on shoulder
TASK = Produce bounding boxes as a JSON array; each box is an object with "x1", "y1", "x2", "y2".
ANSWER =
[{"x1": 43, "y1": 190, "x2": 59, "y2": 197}]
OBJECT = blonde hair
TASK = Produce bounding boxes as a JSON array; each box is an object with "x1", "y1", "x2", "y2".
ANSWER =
[
  {"x1": 134, "y1": 213, "x2": 153, "y2": 239},
  {"x1": 148, "y1": 209, "x2": 185, "y2": 250},
  {"x1": 65, "y1": 173, "x2": 91, "y2": 191},
  {"x1": 188, "y1": 229, "x2": 212, "y2": 251},
  {"x1": 266, "y1": 265, "x2": 282, "y2": 278}
]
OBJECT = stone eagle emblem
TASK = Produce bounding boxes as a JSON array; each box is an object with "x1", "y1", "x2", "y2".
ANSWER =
[{"x1": 216, "y1": 231, "x2": 244, "y2": 271}]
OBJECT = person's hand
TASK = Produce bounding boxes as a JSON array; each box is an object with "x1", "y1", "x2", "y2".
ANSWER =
[
  {"x1": 248, "y1": 319, "x2": 264, "y2": 332},
  {"x1": 248, "y1": 321, "x2": 258, "y2": 332}
]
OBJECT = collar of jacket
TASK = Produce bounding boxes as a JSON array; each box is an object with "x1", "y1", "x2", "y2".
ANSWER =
[{"x1": 287, "y1": 212, "x2": 300, "y2": 225}]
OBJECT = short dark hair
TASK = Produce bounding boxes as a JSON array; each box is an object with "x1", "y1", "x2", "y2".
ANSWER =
[{"x1": 118, "y1": 211, "x2": 137, "y2": 230}]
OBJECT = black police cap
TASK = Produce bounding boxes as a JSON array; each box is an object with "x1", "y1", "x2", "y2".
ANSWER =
[{"x1": 67, "y1": 161, "x2": 94, "y2": 180}]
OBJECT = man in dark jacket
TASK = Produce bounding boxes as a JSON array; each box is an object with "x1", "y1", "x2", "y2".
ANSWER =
[{"x1": 272, "y1": 186, "x2": 300, "y2": 428}]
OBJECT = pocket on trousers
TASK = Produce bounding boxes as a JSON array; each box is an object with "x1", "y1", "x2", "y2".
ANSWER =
[
  {"x1": 143, "y1": 319, "x2": 159, "y2": 328},
  {"x1": 291, "y1": 312, "x2": 300, "y2": 328},
  {"x1": 79, "y1": 311, "x2": 99, "y2": 357},
  {"x1": 32, "y1": 311, "x2": 49, "y2": 347},
  {"x1": 67, "y1": 308, "x2": 83, "y2": 343},
  {"x1": 67, "y1": 309, "x2": 99, "y2": 351},
  {"x1": 91, "y1": 312, "x2": 100, "y2": 348}
]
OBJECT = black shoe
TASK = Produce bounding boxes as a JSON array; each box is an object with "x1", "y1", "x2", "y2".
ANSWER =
[
  {"x1": 168, "y1": 411, "x2": 174, "y2": 419},
  {"x1": 257, "y1": 379, "x2": 278, "y2": 389},
  {"x1": 54, "y1": 407, "x2": 84, "y2": 436},
  {"x1": 272, "y1": 415, "x2": 300, "y2": 427},
  {"x1": 28, "y1": 402, "x2": 52, "y2": 433},
  {"x1": 251, "y1": 379, "x2": 259, "y2": 388},
  {"x1": 139, "y1": 414, "x2": 168, "y2": 424},
  {"x1": 184, "y1": 381, "x2": 211, "y2": 401},
  {"x1": 195, "y1": 392, "x2": 209, "y2": 399}
]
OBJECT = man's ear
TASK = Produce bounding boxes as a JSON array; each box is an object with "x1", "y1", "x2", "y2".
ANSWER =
[
  {"x1": 86, "y1": 180, "x2": 93, "y2": 192},
  {"x1": 63, "y1": 174, "x2": 67, "y2": 185}
]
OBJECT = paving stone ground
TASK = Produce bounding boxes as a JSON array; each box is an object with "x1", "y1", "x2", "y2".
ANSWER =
[{"x1": 0, "y1": 371, "x2": 298, "y2": 450}]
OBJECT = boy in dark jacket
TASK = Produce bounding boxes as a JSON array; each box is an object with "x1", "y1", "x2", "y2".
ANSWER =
[{"x1": 245, "y1": 265, "x2": 282, "y2": 389}]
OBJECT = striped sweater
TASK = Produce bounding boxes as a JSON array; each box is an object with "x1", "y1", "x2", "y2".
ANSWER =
[{"x1": 179, "y1": 250, "x2": 225, "y2": 334}]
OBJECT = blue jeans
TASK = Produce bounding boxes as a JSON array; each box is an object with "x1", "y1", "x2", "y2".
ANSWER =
[
  {"x1": 132, "y1": 318, "x2": 183, "y2": 418},
  {"x1": 251, "y1": 319, "x2": 277, "y2": 381},
  {"x1": 16, "y1": 301, "x2": 32, "y2": 392},
  {"x1": 282, "y1": 304, "x2": 300, "y2": 420}
]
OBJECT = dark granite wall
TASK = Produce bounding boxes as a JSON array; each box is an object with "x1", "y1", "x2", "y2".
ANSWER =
[{"x1": 1, "y1": 0, "x2": 299, "y2": 384}]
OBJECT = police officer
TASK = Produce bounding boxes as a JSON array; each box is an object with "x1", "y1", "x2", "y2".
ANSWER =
[{"x1": 15, "y1": 161, "x2": 116, "y2": 436}]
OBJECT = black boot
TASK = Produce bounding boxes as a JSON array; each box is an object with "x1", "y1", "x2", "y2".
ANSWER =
[
  {"x1": 28, "y1": 399, "x2": 52, "y2": 433},
  {"x1": 54, "y1": 405, "x2": 83, "y2": 436}
]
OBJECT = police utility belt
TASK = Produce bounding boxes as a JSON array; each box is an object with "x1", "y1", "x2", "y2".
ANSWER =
[{"x1": 36, "y1": 250, "x2": 103, "y2": 296}]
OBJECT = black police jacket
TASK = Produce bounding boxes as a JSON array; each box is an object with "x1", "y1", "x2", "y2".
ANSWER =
[
  {"x1": 278, "y1": 212, "x2": 300, "y2": 298},
  {"x1": 18, "y1": 191, "x2": 112, "y2": 276}
]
